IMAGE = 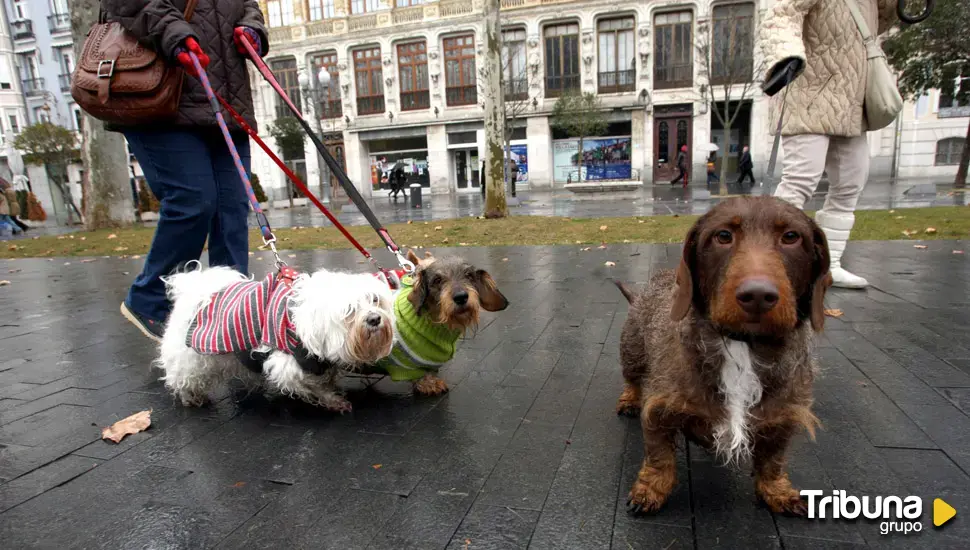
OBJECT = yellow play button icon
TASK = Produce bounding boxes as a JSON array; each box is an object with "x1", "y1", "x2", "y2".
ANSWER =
[{"x1": 934, "y1": 498, "x2": 956, "y2": 527}]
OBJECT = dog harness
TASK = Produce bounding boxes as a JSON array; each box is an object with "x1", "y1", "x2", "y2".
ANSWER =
[
  {"x1": 186, "y1": 267, "x2": 301, "y2": 355},
  {"x1": 374, "y1": 276, "x2": 463, "y2": 382}
]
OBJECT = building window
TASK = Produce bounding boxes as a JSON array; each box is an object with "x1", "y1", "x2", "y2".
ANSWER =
[
  {"x1": 351, "y1": 0, "x2": 381, "y2": 14},
  {"x1": 0, "y1": 58, "x2": 11, "y2": 90},
  {"x1": 308, "y1": 0, "x2": 335, "y2": 20},
  {"x1": 398, "y1": 41, "x2": 430, "y2": 111},
  {"x1": 597, "y1": 18, "x2": 635, "y2": 94},
  {"x1": 13, "y1": 0, "x2": 28, "y2": 20},
  {"x1": 267, "y1": 0, "x2": 293, "y2": 27},
  {"x1": 444, "y1": 35, "x2": 477, "y2": 107},
  {"x1": 654, "y1": 11, "x2": 693, "y2": 90},
  {"x1": 7, "y1": 113, "x2": 19, "y2": 135},
  {"x1": 354, "y1": 46, "x2": 384, "y2": 115},
  {"x1": 34, "y1": 107, "x2": 50, "y2": 124},
  {"x1": 396, "y1": 0, "x2": 427, "y2": 6},
  {"x1": 72, "y1": 105, "x2": 83, "y2": 131},
  {"x1": 936, "y1": 138, "x2": 964, "y2": 166},
  {"x1": 310, "y1": 52, "x2": 342, "y2": 119},
  {"x1": 711, "y1": 4, "x2": 754, "y2": 84},
  {"x1": 502, "y1": 28, "x2": 527, "y2": 100},
  {"x1": 269, "y1": 57, "x2": 301, "y2": 118},
  {"x1": 544, "y1": 23, "x2": 580, "y2": 97}
]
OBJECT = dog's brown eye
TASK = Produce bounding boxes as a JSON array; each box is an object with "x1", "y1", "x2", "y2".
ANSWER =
[
  {"x1": 781, "y1": 231, "x2": 801, "y2": 245},
  {"x1": 715, "y1": 230, "x2": 733, "y2": 245},
  {"x1": 431, "y1": 275, "x2": 443, "y2": 287}
]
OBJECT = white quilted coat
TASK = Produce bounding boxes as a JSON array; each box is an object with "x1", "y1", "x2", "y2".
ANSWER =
[{"x1": 759, "y1": 0, "x2": 897, "y2": 137}]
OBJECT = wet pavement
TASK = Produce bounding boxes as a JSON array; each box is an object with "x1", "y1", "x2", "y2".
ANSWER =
[{"x1": 2, "y1": 241, "x2": 970, "y2": 548}]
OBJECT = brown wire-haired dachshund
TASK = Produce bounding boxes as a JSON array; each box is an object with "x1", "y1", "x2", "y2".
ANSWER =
[{"x1": 615, "y1": 196, "x2": 832, "y2": 516}]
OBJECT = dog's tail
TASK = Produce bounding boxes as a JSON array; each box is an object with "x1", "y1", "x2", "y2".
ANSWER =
[{"x1": 613, "y1": 280, "x2": 637, "y2": 304}]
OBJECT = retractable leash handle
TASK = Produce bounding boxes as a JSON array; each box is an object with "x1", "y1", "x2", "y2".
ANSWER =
[
  {"x1": 240, "y1": 39, "x2": 414, "y2": 273},
  {"x1": 187, "y1": 52, "x2": 285, "y2": 268}
]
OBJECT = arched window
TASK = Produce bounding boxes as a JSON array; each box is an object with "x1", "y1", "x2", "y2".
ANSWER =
[{"x1": 936, "y1": 138, "x2": 964, "y2": 165}]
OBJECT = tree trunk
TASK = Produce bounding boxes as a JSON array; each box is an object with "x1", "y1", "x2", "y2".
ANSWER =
[
  {"x1": 719, "y1": 125, "x2": 731, "y2": 195},
  {"x1": 577, "y1": 136, "x2": 584, "y2": 182},
  {"x1": 72, "y1": 1, "x2": 136, "y2": 230},
  {"x1": 482, "y1": 0, "x2": 507, "y2": 218},
  {"x1": 956, "y1": 116, "x2": 970, "y2": 189}
]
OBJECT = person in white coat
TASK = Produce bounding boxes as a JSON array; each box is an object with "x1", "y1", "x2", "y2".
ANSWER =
[{"x1": 760, "y1": 0, "x2": 896, "y2": 288}]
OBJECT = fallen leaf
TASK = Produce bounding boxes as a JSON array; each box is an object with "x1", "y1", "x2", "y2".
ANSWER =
[
  {"x1": 101, "y1": 410, "x2": 151, "y2": 443},
  {"x1": 0, "y1": 280, "x2": 10, "y2": 286},
  {"x1": 575, "y1": 240, "x2": 582, "y2": 244},
  {"x1": 372, "y1": 464, "x2": 382, "y2": 469},
  {"x1": 581, "y1": 247, "x2": 591, "y2": 251},
  {"x1": 501, "y1": 257, "x2": 509, "y2": 262},
  {"x1": 824, "y1": 309, "x2": 844, "y2": 318},
  {"x1": 122, "y1": 272, "x2": 130, "y2": 275},
  {"x1": 7, "y1": 245, "x2": 16, "y2": 251},
  {"x1": 901, "y1": 230, "x2": 915, "y2": 237},
  {"x1": 248, "y1": 252, "x2": 254, "y2": 256},
  {"x1": 623, "y1": 239, "x2": 631, "y2": 243},
  {"x1": 80, "y1": 237, "x2": 86, "y2": 241},
  {"x1": 442, "y1": 238, "x2": 449, "y2": 243},
  {"x1": 434, "y1": 226, "x2": 443, "y2": 231},
  {"x1": 81, "y1": 259, "x2": 96, "y2": 263},
  {"x1": 459, "y1": 242, "x2": 468, "y2": 246},
  {"x1": 69, "y1": 235, "x2": 75, "y2": 239},
  {"x1": 894, "y1": 216, "x2": 905, "y2": 220},
  {"x1": 598, "y1": 245, "x2": 607, "y2": 249},
  {"x1": 255, "y1": 256, "x2": 264, "y2": 261},
  {"x1": 107, "y1": 234, "x2": 118, "y2": 239},
  {"x1": 672, "y1": 214, "x2": 680, "y2": 218},
  {"x1": 925, "y1": 227, "x2": 937, "y2": 234},
  {"x1": 424, "y1": 234, "x2": 429, "y2": 238},
  {"x1": 232, "y1": 481, "x2": 246, "y2": 488},
  {"x1": 953, "y1": 250, "x2": 964, "y2": 255},
  {"x1": 605, "y1": 261, "x2": 616, "y2": 267},
  {"x1": 114, "y1": 246, "x2": 129, "y2": 252},
  {"x1": 407, "y1": 220, "x2": 413, "y2": 224},
  {"x1": 64, "y1": 262, "x2": 71, "y2": 266},
  {"x1": 288, "y1": 254, "x2": 296, "y2": 258},
  {"x1": 599, "y1": 225, "x2": 608, "y2": 231},
  {"x1": 8, "y1": 269, "x2": 21, "y2": 273},
  {"x1": 889, "y1": 210, "x2": 895, "y2": 213},
  {"x1": 57, "y1": 236, "x2": 65, "y2": 240},
  {"x1": 857, "y1": 381, "x2": 869, "y2": 387},
  {"x1": 637, "y1": 219, "x2": 645, "y2": 224},
  {"x1": 131, "y1": 255, "x2": 142, "y2": 260},
  {"x1": 913, "y1": 244, "x2": 928, "y2": 249}
]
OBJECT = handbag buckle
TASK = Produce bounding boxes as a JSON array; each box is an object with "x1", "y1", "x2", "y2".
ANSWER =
[{"x1": 97, "y1": 60, "x2": 115, "y2": 78}]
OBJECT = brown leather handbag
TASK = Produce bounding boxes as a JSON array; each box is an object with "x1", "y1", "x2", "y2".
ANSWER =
[{"x1": 71, "y1": 0, "x2": 197, "y2": 126}]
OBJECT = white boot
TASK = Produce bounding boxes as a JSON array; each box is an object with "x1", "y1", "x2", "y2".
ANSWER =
[{"x1": 815, "y1": 211, "x2": 868, "y2": 289}]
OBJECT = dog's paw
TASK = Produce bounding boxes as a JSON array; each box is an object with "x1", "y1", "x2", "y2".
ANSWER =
[
  {"x1": 626, "y1": 480, "x2": 670, "y2": 515},
  {"x1": 414, "y1": 374, "x2": 449, "y2": 396},
  {"x1": 177, "y1": 390, "x2": 208, "y2": 407},
  {"x1": 319, "y1": 394, "x2": 353, "y2": 414},
  {"x1": 616, "y1": 384, "x2": 642, "y2": 416},
  {"x1": 756, "y1": 480, "x2": 808, "y2": 516},
  {"x1": 616, "y1": 400, "x2": 642, "y2": 417}
]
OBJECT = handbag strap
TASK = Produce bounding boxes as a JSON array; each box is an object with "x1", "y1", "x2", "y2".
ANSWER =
[
  {"x1": 98, "y1": 0, "x2": 198, "y2": 24},
  {"x1": 843, "y1": 0, "x2": 874, "y2": 44}
]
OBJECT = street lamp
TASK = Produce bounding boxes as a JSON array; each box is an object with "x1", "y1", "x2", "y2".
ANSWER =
[{"x1": 298, "y1": 66, "x2": 333, "y2": 203}]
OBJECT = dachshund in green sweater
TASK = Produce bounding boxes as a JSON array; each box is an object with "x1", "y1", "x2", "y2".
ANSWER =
[{"x1": 374, "y1": 250, "x2": 509, "y2": 395}]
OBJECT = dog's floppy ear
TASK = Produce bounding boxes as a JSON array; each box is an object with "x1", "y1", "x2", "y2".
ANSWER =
[
  {"x1": 809, "y1": 224, "x2": 832, "y2": 331},
  {"x1": 408, "y1": 269, "x2": 431, "y2": 313},
  {"x1": 474, "y1": 269, "x2": 509, "y2": 312},
  {"x1": 670, "y1": 226, "x2": 699, "y2": 321}
]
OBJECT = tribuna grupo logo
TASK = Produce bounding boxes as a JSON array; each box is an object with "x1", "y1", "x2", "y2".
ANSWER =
[{"x1": 801, "y1": 490, "x2": 924, "y2": 535}]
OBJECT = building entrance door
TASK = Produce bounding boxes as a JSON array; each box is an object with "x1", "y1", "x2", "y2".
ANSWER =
[
  {"x1": 454, "y1": 148, "x2": 480, "y2": 192},
  {"x1": 653, "y1": 106, "x2": 692, "y2": 183}
]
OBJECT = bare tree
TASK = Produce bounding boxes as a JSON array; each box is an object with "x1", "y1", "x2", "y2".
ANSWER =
[
  {"x1": 481, "y1": 0, "x2": 507, "y2": 218},
  {"x1": 695, "y1": 5, "x2": 764, "y2": 194},
  {"x1": 71, "y1": 0, "x2": 136, "y2": 229}
]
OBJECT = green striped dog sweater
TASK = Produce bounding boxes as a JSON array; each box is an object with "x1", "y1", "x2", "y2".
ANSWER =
[{"x1": 376, "y1": 280, "x2": 462, "y2": 382}]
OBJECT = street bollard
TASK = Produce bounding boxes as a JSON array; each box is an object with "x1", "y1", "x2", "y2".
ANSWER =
[{"x1": 410, "y1": 184, "x2": 422, "y2": 209}]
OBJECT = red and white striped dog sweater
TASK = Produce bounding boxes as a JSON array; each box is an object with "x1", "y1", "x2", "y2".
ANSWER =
[{"x1": 186, "y1": 267, "x2": 301, "y2": 355}]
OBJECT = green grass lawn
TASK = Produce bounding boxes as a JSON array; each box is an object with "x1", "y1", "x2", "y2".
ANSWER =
[{"x1": 3, "y1": 206, "x2": 969, "y2": 259}]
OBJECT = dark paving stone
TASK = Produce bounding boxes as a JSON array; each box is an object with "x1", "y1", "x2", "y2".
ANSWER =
[{"x1": 2, "y1": 241, "x2": 970, "y2": 548}]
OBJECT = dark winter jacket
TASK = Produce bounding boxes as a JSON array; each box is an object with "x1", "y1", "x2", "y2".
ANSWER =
[
  {"x1": 101, "y1": 0, "x2": 269, "y2": 131},
  {"x1": 675, "y1": 151, "x2": 687, "y2": 170},
  {"x1": 739, "y1": 151, "x2": 753, "y2": 171}
]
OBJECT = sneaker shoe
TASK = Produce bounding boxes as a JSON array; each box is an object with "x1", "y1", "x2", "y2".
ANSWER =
[{"x1": 120, "y1": 301, "x2": 164, "y2": 341}]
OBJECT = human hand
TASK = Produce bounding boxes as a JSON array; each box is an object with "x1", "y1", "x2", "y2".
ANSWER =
[
  {"x1": 175, "y1": 37, "x2": 210, "y2": 77},
  {"x1": 762, "y1": 58, "x2": 803, "y2": 97},
  {"x1": 234, "y1": 27, "x2": 263, "y2": 57}
]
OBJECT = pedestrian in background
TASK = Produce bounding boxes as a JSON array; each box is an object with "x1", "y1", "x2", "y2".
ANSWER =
[
  {"x1": 670, "y1": 145, "x2": 689, "y2": 187},
  {"x1": 100, "y1": 0, "x2": 269, "y2": 340},
  {"x1": 706, "y1": 152, "x2": 719, "y2": 187},
  {"x1": 0, "y1": 179, "x2": 22, "y2": 237},
  {"x1": 736, "y1": 145, "x2": 755, "y2": 186},
  {"x1": 508, "y1": 157, "x2": 519, "y2": 198}
]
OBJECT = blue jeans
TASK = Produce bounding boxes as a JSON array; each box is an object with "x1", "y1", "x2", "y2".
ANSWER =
[{"x1": 124, "y1": 128, "x2": 251, "y2": 324}]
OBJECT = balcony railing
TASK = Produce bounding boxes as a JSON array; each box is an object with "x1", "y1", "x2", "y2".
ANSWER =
[
  {"x1": 400, "y1": 90, "x2": 430, "y2": 111},
  {"x1": 357, "y1": 96, "x2": 385, "y2": 116},
  {"x1": 446, "y1": 85, "x2": 477, "y2": 106},
  {"x1": 654, "y1": 63, "x2": 693, "y2": 90},
  {"x1": 48, "y1": 13, "x2": 71, "y2": 33},
  {"x1": 58, "y1": 73, "x2": 72, "y2": 91},
  {"x1": 504, "y1": 78, "x2": 528, "y2": 101},
  {"x1": 544, "y1": 74, "x2": 580, "y2": 97},
  {"x1": 11, "y1": 19, "x2": 34, "y2": 40},
  {"x1": 598, "y1": 70, "x2": 636, "y2": 94},
  {"x1": 393, "y1": 6, "x2": 425, "y2": 24},
  {"x1": 440, "y1": 0, "x2": 474, "y2": 16},
  {"x1": 22, "y1": 78, "x2": 45, "y2": 96},
  {"x1": 319, "y1": 99, "x2": 342, "y2": 119}
]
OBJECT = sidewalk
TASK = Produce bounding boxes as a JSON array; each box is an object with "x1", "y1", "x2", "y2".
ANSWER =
[{"x1": 1, "y1": 240, "x2": 969, "y2": 548}]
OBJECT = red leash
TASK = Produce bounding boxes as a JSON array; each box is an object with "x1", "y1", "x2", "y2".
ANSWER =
[{"x1": 213, "y1": 94, "x2": 380, "y2": 268}]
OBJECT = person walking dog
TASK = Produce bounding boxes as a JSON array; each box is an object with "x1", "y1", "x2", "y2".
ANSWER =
[
  {"x1": 736, "y1": 145, "x2": 755, "y2": 186},
  {"x1": 760, "y1": 0, "x2": 897, "y2": 288},
  {"x1": 100, "y1": 0, "x2": 269, "y2": 339}
]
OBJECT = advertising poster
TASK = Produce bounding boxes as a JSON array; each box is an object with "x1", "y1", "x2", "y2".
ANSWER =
[
  {"x1": 509, "y1": 144, "x2": 528, "y2": 184},
  {"x1": 553, "y1": 137, "x2": 632, "y2": 183}
]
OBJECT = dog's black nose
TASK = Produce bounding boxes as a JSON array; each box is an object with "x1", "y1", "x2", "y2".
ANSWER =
[
  {"x1": 366, "y1": 314, "x2": 382, "y2": 327},
  {"x1": 452, "y1": 291, "x2": 469, "y2": 306},
  {"x1": 736, "y1": 278, "x2": 779, "y2": 315}
]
